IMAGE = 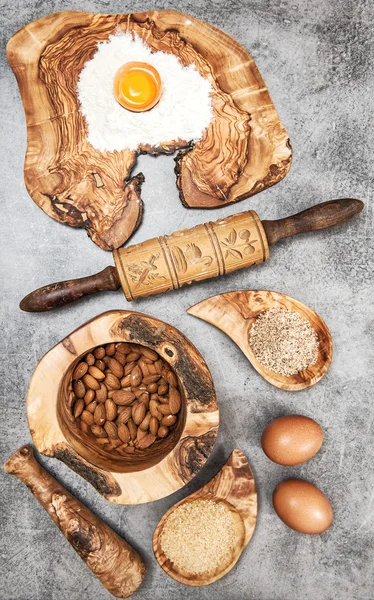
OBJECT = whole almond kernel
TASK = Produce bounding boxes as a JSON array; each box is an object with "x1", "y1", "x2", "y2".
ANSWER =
[
  {"x1": 72, "y1": 362, "x2": 88, "y2": 380},
  {"x1": 154, "y1": 360, "x2": 163, "y2": 374},
  {"x1": 161, "y1": 414, "x2": 177, "y2": 427},
  {"x1": 116, "y1": 342, "x2": 130, "y2": 354},
  {"x1": 94, "y1": 403, "x2": 106, "y2": 426},
  {"x1": 86, "y1": 401, "x2": 98, "y2": 414},
  {"x1": 141, "y1": 347, "x2": 158, "y2": 361},
  {"x1": 139, "y1": 411, "x2": 152, "y2": 431},
  {"x1": 105, "y1": 373, "x2": 121, "y2": 390},
  {"x1": 138, "y1": 393, "x2": 149, "y2": 407},
  {"x1": 132, "y1": 402, "x2": 146, "y2": 425},
  {"x1": 136, "y1": 428, "x2": 148, "y2": 442},
  {"x1": 104, "y1": 421, "x2": 118, "y2": 439},
  {"x1": 137, "y1": 433, "x2": 156, "y2": 449},
  {"x1": 158, "y1": 383, "x2": 169, "y2": 396},
  {"x1": 138, "y1": 359, "x2": 149, "y2": 377},
  {"x1": 112, "y1": 390, "x2": 135, "y2": 405},
  {"x1": 84, "y1": 389, "x2": 95, "y2": 405},
  {"x1": 134, "y1": 387, "x2": 147, "y2": 399},
  {"x1": 149, "y1": 400, "x2": 162, "y2": 420},
  {"x1": 158, "y1": 425, "x2": 169, "y2": 438},
  {"x1": 114, "y1": 351, "x2": 127, "y2": 366},
  {"x1": 83, "y1": 374, "x2": 100, "y2": 391},
  {"x1": 120, "y1": 374, "x2": 132, "y2": 387},
  {"x1": 81, "y1": 410, "x2": 94, "y2": 425},
  {"x1": 117, "y1": 406, "x2": 132, "y2": 424},
  {"x1": 149, "y1": 417, "x2": 159, "y2": 436},
  {"x1": 91, "y1": 424, "x2": 107, "y2": 438},
  {"x1": 147, "y1": 383, "x2": 158, "y2": 393},
  {"x1": 105, "y1": 399, "x2": 117, "y2": 421},
  {"x1": 148, "y1": 364, "x2": 157, "y2": 374},
  {"x1": 124, "y1": 362, "x2": 135, "y2": 376},
  {"x1": 105, "y1": 343, "x2": 116, "y2": 356},
  {"x1": 73, "y1": 380, "x2": 86, "y2": 399},
  {"x1": 166, "y1": 371, "x2": 178, "y2": 388},
  {"x1": 128, "y1": 418, "x2": 138, "y2": 440},
  {"x1": 73, "y1": 399, "x2": 84, "y2": 418},
  {"x1": 127, "y1": 352, "x2": 141, "y2": 362},
  {"x1": 118, "y1": 423, "x2": 131, "y2": 443},
  {"x1": 142, "y1": 374, "x2": 160, "y2": 385},
  {"x1": 95, "y1": 359, "x2": 105, "y2": 371},
  {"x1": 88, "y1": 365, "x2": 105, "y2": 380},
  {"x1": 169, "y1": 388, "x2": 181, "y2": 414},
  {"x1": 131, "y1": 365, "x2": 142, "y2": 387},
  {"x1": 96, "y1": 383, "x2": 108, "y2": 403},
  {"x1": 80, "y1": 421, "x2": 89, "y2": 433},
  {"x1": 93, "y1": 347, "x2": 105, "y2": 359},
  {"x1": 107, "y1": 357, "x2": 123, "y2": 379},
  {"x1": 158, "y1": 404, "x2": 172, "y2": 415},
  {"x1": 85, "y1": 353, "x2": 95, "y2": 366}
]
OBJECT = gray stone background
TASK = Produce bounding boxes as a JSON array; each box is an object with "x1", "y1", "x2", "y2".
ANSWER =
[{"x1": 0, "y1": 0, "x2": 373, "y2": 598}]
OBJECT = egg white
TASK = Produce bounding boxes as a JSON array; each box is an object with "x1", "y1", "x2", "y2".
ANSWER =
[{"x1": 77, "y1": 32, "x2": 214, "y2": 152}]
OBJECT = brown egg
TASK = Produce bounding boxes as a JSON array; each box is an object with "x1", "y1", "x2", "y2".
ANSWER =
[
  {"x1": 261, "y1": 415, "x2": 323, "y2": 466},
  {"x1": 273, "y1": 479, "x2": 333, "y2": 534}
]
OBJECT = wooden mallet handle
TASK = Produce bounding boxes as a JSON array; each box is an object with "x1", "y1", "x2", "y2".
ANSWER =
[
  {"x1": 4, "y1": 446, "x2": 146, "y2": 598},
  {"x1": 19, "y1": 198, "x2": 364, "y2": 312}
]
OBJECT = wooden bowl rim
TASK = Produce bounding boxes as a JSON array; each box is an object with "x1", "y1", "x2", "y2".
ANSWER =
[
  {"x1": 26, "y1": 309, "x2": 219, "y2": 504},
  {"x1": 187, "y1": 290, "x2": 333, "y2": 391}
]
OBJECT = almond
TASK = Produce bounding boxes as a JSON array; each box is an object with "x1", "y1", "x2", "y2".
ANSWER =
[
  {"x1": 112, "y1": 390, "x2": 135, "y2": 405},
  {"x1": 132, "y1": 402, "x2": 146, "y2": 425},
  {"x1": 141, "y1": 347, "x2": 158, "y2": 361},
  {"x1": 117, "y1": 406, "x2": 132, "y2": 424},
  {"x1": 131, "y1": 365, "x2": 142, "y2": 387},
  {"x1": 116, "y1": 342, "x2": 130, "y2": 354},
  {"x1": 149, "y1": 400, "x2": 162, "y2": 420},
  {"x1": 72, "y1": 362, "x2": 88, "y2": 380},
  {"x1": 169, "y1": 388, "x2": 181, "y2": 414},
  {"x1": 104, "y1": 421, "x2": 118, "y2": 439},
  {"x1": 128, "y1": 418, "x2": 137, "y2": 440},
  {"x1": 83, "y1": 374, "x2": 100, "y2": 391},
  {"x1": 166, "y1": 371, "x2": 178, "y2": 388},
  {"x1": 73, "y1": 399, "x2": 84, "y2": 418},
  {"x1": 142, "y1": 374, "x2": 160, "y2": 385},
  {"x1": 86, "y1": 401, "x2": 98, "y2": 414},
  {"x1": 158, "y1": 425, "x2": 169, "y2": 438},
  {"x1": 91, "y1": 424, "x2": 107, "y2": 438},
  {"x1": 161, "y1": 414, "x2": 177, "y2": 427},
  {"x1": 94, "y1": 403, "x2": 106, "y2": 426},
  {"x1": 85, "y1": 353, "x2": 95, "y2": 366},
  {"x1": 96, "y1": 383, "x2": 108, "y2": 403},
  {"x1": 81, "y1": 410, "x2": 94, "y2": 425},
  {"x1": 107, "y1": 357, "x2": 123, "y2": 379},
  {"x1": 118, "y1": 423, "x2": 131, "y2": 443},
  {"x1": 138, "y1": 359, "x2": 149, "y2": 377},
  {"x1": 95, "y1": 359, "x2": 105, "y2": 371},
  {"x1": 105, "y1": 373, "x2": 121, "y2": 390},
  {"x1": 147, "y1": 383, "x2": 158, "y2": 394},
  {"x1": 139, "y1": 411, "x2": 152, "y2": 431},
  {"x1": 105, "y1": 399, "x2": 117, "y2": 421},
  {"x1": 158, "y1": 403, "x2": 172, "y2": 415},
  {"x1": 124, "y1": 362, "x2": 136, "y2": 376},
  {"x1": 137, "y1": 433, "x2": 156, "y2": 449},
  {"x1": 136, "y1": 428, "x2": 148, "y2": 442},
  {"x1": 93, "y1": 346, "x2": 106, "y2": 359},
  {"x1": 154, "y1": 360, "x2": 163, "y2": 374},
  {"x1": 134, "y1": 386, "x2": 147, "y2": 399},
  {"x1": 114, "y1": 351, "x2": 127, "y2": 366},
  {"x1": 158, "y1": 383, "x2": 169, "y2": 396},
  {"x1": 127, "y1": 352, "x2": 141, "y2": 362},
  {"x1": 120, "y1": 374, "x2": 132, "y2": 387},
  {"x1": 84, "y1": 389, "x2": 95, "y2": 405},
  {"x1": 88, "y1": 365, "x2": 105, "y2": 380},
  {"x1": 123, "y1": 445, "x2": 135, "y2": 454},
  {"x1": 105, "y1": 343, "x2": 116, "y2": 356},
  {"x1": 73, "y1": 380, "x2": 86, "y2": 399},
  {"x1": 149, "y1": 416, "x2": 159, "y2": 436},
  {"x1": 80, "y1": 421, "x2": 89, "y2": 434}
]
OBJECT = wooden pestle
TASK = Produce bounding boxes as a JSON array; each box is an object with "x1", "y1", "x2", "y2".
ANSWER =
[
  {"x1": 20, "y1": 198, "x2": 364, "y2": 312},
  {"x1": 4, "y1": 446, "x2": 146, "y2": 598}
]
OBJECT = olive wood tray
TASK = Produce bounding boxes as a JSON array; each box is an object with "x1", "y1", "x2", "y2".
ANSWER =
[
  {"x1": 26, "y1": 310, "x2": 219, "y2": 504},
  {"x1": 153, "y1": 449, "x2": 257, "y2": 586},
  {"x1": 188, "y1": 290, "x2": 333, "y2": 391},
  {"x1": 7, "y1": 10, "x2": 291, "y2": 250}
]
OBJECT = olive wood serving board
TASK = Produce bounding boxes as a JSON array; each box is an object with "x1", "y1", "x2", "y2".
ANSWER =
[
  {"x1": 5, "y1": 446, "x2": 146, "y2": 598},
  {"x1": 26, "y1": 310, "x2": 219, "y2": 504},
  {"x1": 7, "y1": 10, "x2": 291, "y2": 250},
  {"x1": 187, "y1": 290, "x2": 333, "y2": 391},
  {"x1": 153, "y1": 449, "x2": 257, "y2": 586}
]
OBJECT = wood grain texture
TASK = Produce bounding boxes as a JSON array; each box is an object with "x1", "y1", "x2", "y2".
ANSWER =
[
  {"x1": 4, "y1": 446, "x2": 146, "y2": 598},
  {"x1": 153, "y1": 449, "x2": 257, "y2": 586},
  {"x1": 7, "y1": 10, "x2": 291, "y2": 249},
  {"x1": 187, "y1": 290, "x2": 333, "y2": 391},
  {"x1": 26, "y1": 311, "x2": 219, "y2": 504}
]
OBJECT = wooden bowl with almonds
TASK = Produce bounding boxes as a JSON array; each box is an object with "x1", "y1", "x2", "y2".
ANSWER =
[{"x1": 26, "y1": 310, "x2": 219, "y2": 504}]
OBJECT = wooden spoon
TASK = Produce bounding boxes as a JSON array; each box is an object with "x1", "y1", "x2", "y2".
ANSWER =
[
  {"x1": 153, "y1": 449, "x2": 256, "y2": 586},
  {"x1": 187, "y1": 290, "x2": 332, "y2": 391}
]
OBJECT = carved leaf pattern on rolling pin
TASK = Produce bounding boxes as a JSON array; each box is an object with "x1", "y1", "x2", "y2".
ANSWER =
[
  {"x1": 172, "y1": 243, "x2": 213, "y2": 275},
  {"x1": 222, "y1": 228, "x2": 257, "y2": 260}
]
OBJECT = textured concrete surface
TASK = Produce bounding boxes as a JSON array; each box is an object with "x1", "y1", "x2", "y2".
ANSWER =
[{"x1": 0, "y1": 1, "x2": 373, "y2": 599}]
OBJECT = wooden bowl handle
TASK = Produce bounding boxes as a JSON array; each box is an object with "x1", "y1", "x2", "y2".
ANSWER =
[
  {"x1": 4, "y1": 446, "x2": 146, "y2": 598},
  {"x1": 19, "y1": 266, "x2": 121, "y2": 312},
  {"x1": 262, "y1": 198, "x2": 364, "y2": 245}
]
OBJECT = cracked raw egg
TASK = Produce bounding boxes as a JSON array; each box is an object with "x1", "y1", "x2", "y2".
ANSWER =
[{"x1": 113, "y1": 61, "x2": 162, "y2": 112}]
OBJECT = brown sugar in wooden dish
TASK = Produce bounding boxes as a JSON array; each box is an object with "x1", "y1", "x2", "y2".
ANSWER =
[
  {"x1": 153, "y1": 449, "x2": 257, "y2": 586},
  {"x1": 7, "y1": 10, "x2": 291, "y2": 250},
  {"x1": 26, "y1": 310, "x2": 219, "y2": 504}
]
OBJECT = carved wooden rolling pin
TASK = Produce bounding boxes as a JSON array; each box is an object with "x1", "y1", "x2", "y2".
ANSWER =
[
  {"x1": 4, "y1": 446, "x2": 146, "y2": 598},
  {"x1": 20, "y1": 198, "x2": 364, "y2": 312}
]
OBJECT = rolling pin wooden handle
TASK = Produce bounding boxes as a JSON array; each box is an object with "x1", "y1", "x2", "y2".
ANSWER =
[
  {"x1": 262, "y1": 198, "x2": 364, "y2": 245},
  {"x1": 4, "y1": 446, "x2": 146, "y2": 599},
  {"x1": 19, "y1": 265, "x2": 121, "y2": 312}
]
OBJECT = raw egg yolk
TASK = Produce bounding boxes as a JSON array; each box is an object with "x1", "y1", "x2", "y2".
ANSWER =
[{"x1": 113, "y1": 62, "x2": 161, "y2": 112}]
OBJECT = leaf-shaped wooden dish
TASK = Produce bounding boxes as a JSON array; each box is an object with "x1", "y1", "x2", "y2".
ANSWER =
[
  {"x1": 153, "y1": 449, "x2": 256, "y2": 586},
  {"x1": 7, "y1": 10, "x2": 291, "y2": 250},
  {"x1": 187, "y1": 290, "x2": 333, "y2": 391}
]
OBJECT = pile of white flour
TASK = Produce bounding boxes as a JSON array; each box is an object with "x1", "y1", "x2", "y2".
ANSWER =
[{"x1": 77, "y1": 32, "x2": 214, "y2": 152}]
